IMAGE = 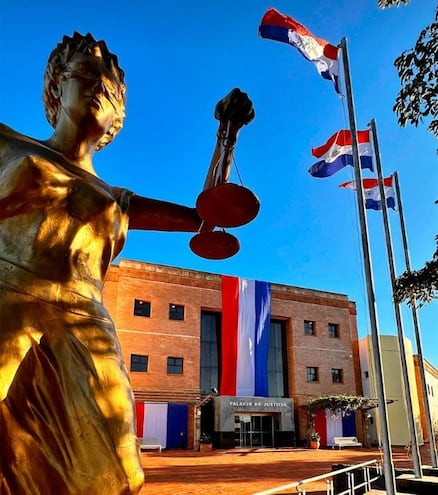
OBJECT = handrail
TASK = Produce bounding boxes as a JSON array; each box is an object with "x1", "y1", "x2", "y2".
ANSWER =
[
  {"x1": 296, "y1": 459, "x2": 378, "y2": 488},
  {"x1": 252, "y1": 459, "x2": 380, "y2": 495}
]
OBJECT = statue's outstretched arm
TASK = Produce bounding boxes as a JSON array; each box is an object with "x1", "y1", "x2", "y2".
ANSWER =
[{"x1": 127, "y1": 196, "x2": 203, "y2": 232}]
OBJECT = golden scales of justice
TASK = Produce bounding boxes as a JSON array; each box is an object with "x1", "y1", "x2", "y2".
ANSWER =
[{"x1": 190, "y1": 118, "x2": 260, "y2": 260}]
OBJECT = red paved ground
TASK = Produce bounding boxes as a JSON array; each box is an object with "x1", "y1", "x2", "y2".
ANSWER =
[{"x1": 139, "y1": 444, "x2": 434, "y2": 494}]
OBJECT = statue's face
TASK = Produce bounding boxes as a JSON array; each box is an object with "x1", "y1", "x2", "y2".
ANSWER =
[{"x1": 58, "y1": 50, "x2": 123, "y2": 136}]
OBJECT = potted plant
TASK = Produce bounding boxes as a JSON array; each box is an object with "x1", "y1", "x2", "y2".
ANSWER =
[
  {"x1": 309, "y1": 431, "x2": 320, "y2": 449},
  {"x1": 199, "y1": 433, "x2": 213, "y2": 452}
]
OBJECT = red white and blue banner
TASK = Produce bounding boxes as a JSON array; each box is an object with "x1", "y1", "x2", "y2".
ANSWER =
[
  {"x1": 339, "y1": 176, "x2": 396, "y2": 210},
  {"x1": 309, "y1": 130, "x2": 373, "y2": 178},
  {"x1": 135, "y1": 402, "x2": 188, "y2": 448},
  {"x1": 259, "y1": 8, "x2": 340, "y2": 94},
  {"x1": 313, "y1": 409, "x2": 356, "y2": 447},
  {"x1": 221, "y1": 276, "x2": 271, "y2": 397}
]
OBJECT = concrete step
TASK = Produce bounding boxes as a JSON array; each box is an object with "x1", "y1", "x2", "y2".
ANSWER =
[
  {"x1": 365, "y1": 491, "x2": 415, "y2": 495},
  {"x1": 420, "y1": 465, "x2": 438, "y2": 477},
  {"x1": 396, "y1": 473, "x2": 438, "y2": 495}
]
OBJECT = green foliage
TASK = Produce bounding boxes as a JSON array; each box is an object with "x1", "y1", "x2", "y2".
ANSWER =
[
  {"x1": 306, "y1": 394, "x2": 377, "y2": 415},
  {"x1": 394, "y1": 235, "x2": 438, "y2": 307},
  {"x1": 378, "y1": 1, "x2": 438, "y2": 306},
  {"x1": 309, "y1": 431, "x2": 320, "y2": 441},
  {"x1": 393, "y1": 8, "x2": 438, "y2": 140},
  {"x1": 377, "y1": 1, "x2": 438, "y2": 140},
  {"x1": 200, "y1": 433, "x2": 212, "y2": 444},
  {"x1": 377, "y1": 0, "x2": 410, "y2": 7}
]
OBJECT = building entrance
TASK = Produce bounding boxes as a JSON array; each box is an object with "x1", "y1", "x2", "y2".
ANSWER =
[
  {"x1": 234, "y1": 414, "x2": 277, "y2": 448},
  {"x1": 214, "y1": 396, "x2": 294, "y2": 449}
]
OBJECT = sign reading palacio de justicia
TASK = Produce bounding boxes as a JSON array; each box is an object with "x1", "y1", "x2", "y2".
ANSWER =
[{"x1": 228, "y1": 399, "x2": 289, "y2": 409}]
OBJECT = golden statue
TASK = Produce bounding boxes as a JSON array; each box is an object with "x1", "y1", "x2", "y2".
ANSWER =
[{"x1": 0, "y1": 33, "x2": 255, "y2": 494}]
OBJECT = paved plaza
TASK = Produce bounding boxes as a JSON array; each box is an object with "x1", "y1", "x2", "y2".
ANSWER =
[{"x1": 139, "y1": 444, "x2": 432, "y2": 494}]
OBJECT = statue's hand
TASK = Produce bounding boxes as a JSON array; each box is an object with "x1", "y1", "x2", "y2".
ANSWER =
[{"x1": 214, "y1": 88, "x2": 255, "y2": 127}]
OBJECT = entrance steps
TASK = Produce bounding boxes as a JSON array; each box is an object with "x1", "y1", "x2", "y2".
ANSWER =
[
  {"x1": 396, "y1": 473, "x2": 438, "y2": 494},
  {"x1": 364, "y1": 491, "x2": 415, "y2": 495},
  {"x1": 420, "y1": 465, "x2": 438, "y2": 477},
  {"x1": 365, "y1": 469, "x2": 438, "y2": 495}
]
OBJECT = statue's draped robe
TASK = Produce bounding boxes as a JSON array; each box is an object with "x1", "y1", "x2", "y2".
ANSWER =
[{"x1": 0, "y1": 124, "x2": 143, "y2": 494}]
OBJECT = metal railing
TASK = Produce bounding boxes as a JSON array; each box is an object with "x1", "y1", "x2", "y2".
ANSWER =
[{"x1": 253, "y1": 459, "x2": 382, "y2": 495}]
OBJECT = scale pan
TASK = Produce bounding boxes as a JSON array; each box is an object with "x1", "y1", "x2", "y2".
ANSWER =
[
  {"x1": 190, "y1": 231, "x2": 240, "y2": 259},
  {"x1": 196, "y1": 183, "x2": 260, "y2": 228}
]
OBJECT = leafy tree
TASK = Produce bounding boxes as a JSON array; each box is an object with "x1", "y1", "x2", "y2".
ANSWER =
[
  {"x1": 394, "y1": 236, "x2": 438, "y2": 307},
  {"x1": 377, "y1": 0, "x2": 410, "y2": 8},
  {"x1": 379, "y1": 1, "x2": 438, "y2": 140},
  {"x1": 306, "y1": 394, "x2": 377, "y2": 415},
  {"x1": 378, "y1": 0, "x2": 438, "y2": 306}
]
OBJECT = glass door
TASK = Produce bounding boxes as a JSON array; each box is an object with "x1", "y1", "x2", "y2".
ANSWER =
[
  {"x1": 235, "y1": 414, "x2": 251, "y2": 447},
  {"x1": 234, "y1": 414, "x2": 274, "y2": 447},
  {"x1": 260, "y1": 415, "x2": 274, "y2": 447}
]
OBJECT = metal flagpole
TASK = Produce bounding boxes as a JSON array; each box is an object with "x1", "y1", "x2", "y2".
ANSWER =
[
  {"x1": 369, "y1": 119, "x2": 422, "y2": 478},
  {"x1": 393, "y1": 170, "x2": 438, "y2": 468},
  {"x1": 340, "y1": 38, "x2": 396, "y2": 495}
]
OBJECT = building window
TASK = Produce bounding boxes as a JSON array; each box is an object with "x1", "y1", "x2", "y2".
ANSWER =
[
  {"x1": 332, "y1": 368, "x2": 343, "y2": 383},
  {"x1": 364, "y1": 371, "x2": 369, "y2": 379},
  {"x1": 268, "y1": 320, "x2": 288, "y2": 397},
  {"x1": 200, "y1": 311, "x2": 220, "y2": 394},
  {"x1": 304, "y1": 320, "x2": 315, "y2": 336},
  {"x1": 130, "y1": 354, "x2": 148, "y2": 372},
  {"x1": 307, "y1": 366, "x2": 318, "y2": 382},
  {"x1": 169, "y1": 303, "x2": 185, "y2": 321},
  {"x1": 167, "y1": 357, "x2": 183, "y2": 374},
  {"x1": 133, "y1": 299, "x2": 151, "y2": 317},
  {"x1": 328, "y1": 323, "x2": 339, "y2": 338}
]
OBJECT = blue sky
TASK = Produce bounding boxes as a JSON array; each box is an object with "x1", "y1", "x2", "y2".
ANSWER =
[{"x1": 1, "y1": 1, "x2": 437, "y2": 365}]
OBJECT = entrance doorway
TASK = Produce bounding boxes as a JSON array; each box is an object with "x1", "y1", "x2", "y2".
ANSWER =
[{"x1": 234, "y1": 414, "x2": 277, "y2": 448}]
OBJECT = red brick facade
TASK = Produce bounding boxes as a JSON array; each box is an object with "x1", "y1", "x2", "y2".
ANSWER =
[
  {"x1": 103, "y1": 259, "x2": 363, "y2": 446},
  {"x1": 414, "y1": 355, "x2": 438, "y2": 441}
]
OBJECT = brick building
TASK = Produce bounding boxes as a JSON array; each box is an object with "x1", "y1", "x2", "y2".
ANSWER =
[
  {"x1": 414, "y1": 355, "x2": 438, "y2": 442},
  {"x1": 103, "y1": 259, "x2": 363, "y2": 449}
]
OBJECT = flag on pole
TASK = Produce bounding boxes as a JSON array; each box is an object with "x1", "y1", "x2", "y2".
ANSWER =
[
  {"x1": 339, "y1": 176, "x2": 396, "y2": 210},
  {"x1": 259, "y1": 8, "x2": 341, "y2": 94},
  {"x1": 221, "y1": 276, "x2": 271, "y2": 397},
  {"x1": 309, "y1": 130, "x2": 373, "y2": 178}
]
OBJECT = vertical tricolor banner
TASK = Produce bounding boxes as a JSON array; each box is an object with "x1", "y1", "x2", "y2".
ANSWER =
[
  {"x1": 221, "y1": 276, "x2": 271, "y2": 397},
  {"x1": 135, "y1": 402, "x2": 189, "y2": 448}
]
